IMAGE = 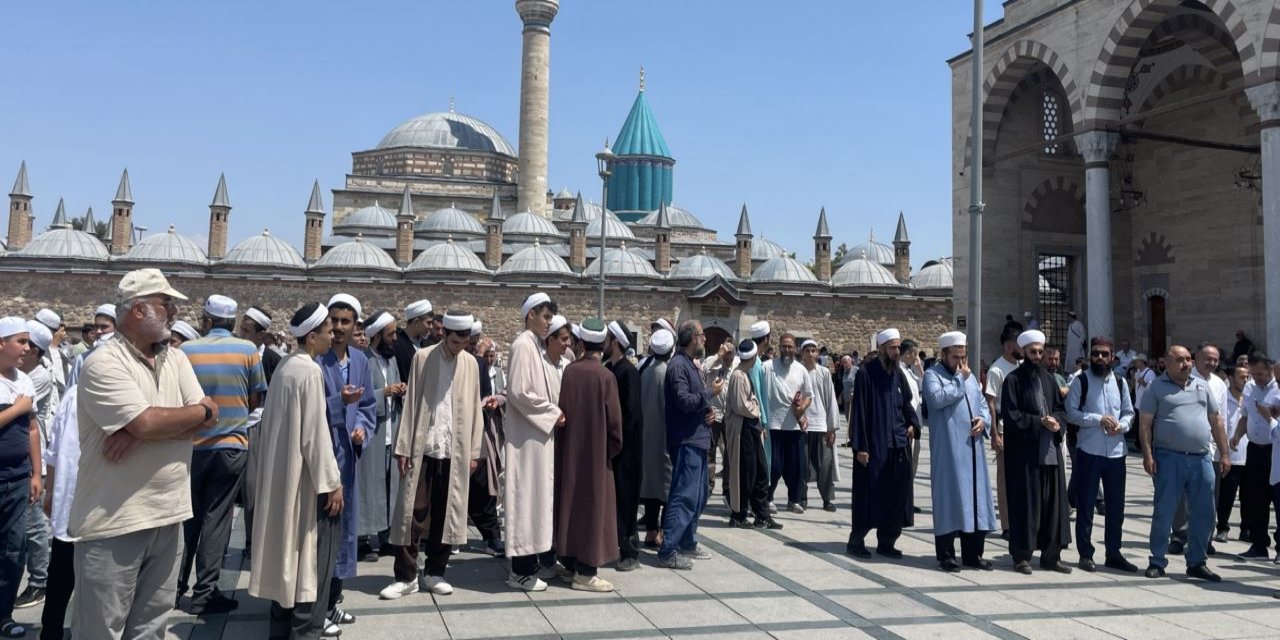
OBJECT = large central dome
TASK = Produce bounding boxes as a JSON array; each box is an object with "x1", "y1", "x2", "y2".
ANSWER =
[{"x1": 377, "y1": 111, "x2": 516, "y2": 156}]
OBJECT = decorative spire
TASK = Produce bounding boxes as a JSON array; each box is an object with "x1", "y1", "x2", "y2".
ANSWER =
[
  {"x1": 639, "y1": 66, "x2": 645, "y2": 92},
  {"x1": 893, "y1": 211, "x2": 910, "y2": 244},
  {"x1": 399, "y1": 185, "x2": 415, "y2": 219},
  {"x1": 113, "y1": 168, "x2": 133, "y2": 203},
  {"x1": 735, "y1": 204, "x2": 752, "y2": 236},
  {"x1": 449, "y1": 96, "x2": 456, "y2": 113},
  {"x1": 50, "y1": 199, "x2": 67, "y2": 228},
  {"x1": 654, "y1": 201, "x2": 671, "y2": 230},
  {"x1": 306, "y1": 180, "x2": 325, "y2": 214},
  {"x1": 9, "y1": 161, "x2": 31, "y2": 197},
  {"x1": 489, "y1": 189, "x2": 506, "y2": 221},
  {"x1": 104, "y1": 207, "x2": 114, "y2": 240},
  {"x1": 210, "y1": 173, "x2": 230, "y2": 208},
  {"x1": 81, "y1": 204, "x2": 96, "y2": 231},
  {"x1": 814, "y1": 206, "x2": 830, "y2": 238},
  {"x1": 569, "y1": 192, "x2": 587, "y2": 225}
]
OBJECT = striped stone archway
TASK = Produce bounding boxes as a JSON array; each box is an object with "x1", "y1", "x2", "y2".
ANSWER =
[
  {"x1": 972, "y1": 39, "x2": 1082, "y2": 169},
  {"x1": 1021, "y1": 177, "x2": 1085, "y2": 228},
  {"x1": 1082, "y1": 0, "x2": 1256, "y2": 127},
  {"x1": 1260, "y1": 1, "x2": 1280, "y2": 83},
  {"x1": 1136, "y1": 64, "x2": 1257, "y2": 126}
]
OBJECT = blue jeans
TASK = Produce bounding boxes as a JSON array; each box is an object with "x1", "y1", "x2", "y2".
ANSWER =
[
  {"x1": 659, "y1": 444, "x2": 709, "y2": 560},
  {"x1": 0, "y1": 478, "x2": 30, "y2": 619},
  {"x1": 1075, "y1": 452, "x2": 1125, "y2": 561},
  {"x1": 1149, "y1": 448, "x2": 1214, "y2": 569},
  {"x1": 25, "y1": 476, "x2": 49, "y2": 588}
]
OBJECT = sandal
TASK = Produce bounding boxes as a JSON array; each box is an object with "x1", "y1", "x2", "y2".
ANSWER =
[{"x1": 1, "y1": 620, "x2": 26, "y2": 638}]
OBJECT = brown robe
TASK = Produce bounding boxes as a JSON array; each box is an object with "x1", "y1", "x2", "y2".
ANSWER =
[
  {"x1": 553, "y1": 356, "x2": 624, "y2": 567},
  {"x1": 724, "y1": 367, "x2": 760, "y2": 514}
]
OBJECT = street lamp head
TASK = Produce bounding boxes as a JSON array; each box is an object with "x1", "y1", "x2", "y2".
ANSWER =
[{"x1": 596, "y1": 139, "x2": 614, "y2": 179}]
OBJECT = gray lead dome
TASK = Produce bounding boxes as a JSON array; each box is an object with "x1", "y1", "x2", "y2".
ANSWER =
[
  {"x1": 223, "y1": 230, "x2": 306, "y2": 269},
  {"x1": 123, "y1": 226, "x2": 207, "y2": 265},
  {"x1": 377, "y1": 112, "x2": 516, "y2": 156}
]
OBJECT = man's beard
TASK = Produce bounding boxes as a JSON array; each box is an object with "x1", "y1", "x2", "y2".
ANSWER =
[
  {"x1": 1090, "y1": 362, "x2": 1110, "y2": 377},
  {"x1": 779, "y1": 355, "x2": 794, "y2": 368},
  {"x1": 374, "y1": 340, "x2": 395, "y2": 358}
]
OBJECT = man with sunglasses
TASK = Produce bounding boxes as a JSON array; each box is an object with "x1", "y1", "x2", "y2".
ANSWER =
[{"x1": 1065, "y1": 337, "x2": 1137, "y2": 573}]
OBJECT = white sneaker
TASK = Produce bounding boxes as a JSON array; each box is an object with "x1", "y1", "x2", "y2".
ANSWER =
[
  {"x1": 571, "y1": 574, "x2": 614, "y2": 592},
  {"x1": 321, "y1": 620, "x2": 342, "y2": 637},
  {"x1": 767, "y1": 501, "x2": 778, "y2": 514},
  {"x1": 507, "y1": 573, "x2": 547, "y2": 592},
  {"x1": 379, "y1": 579, "x2": 419, "y2": 600},
  {"x1": 424, "y1": 575, "x2": 453, "y2": 595}
]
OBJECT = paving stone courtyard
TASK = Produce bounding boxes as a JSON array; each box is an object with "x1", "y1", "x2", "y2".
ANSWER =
[{"x1": 19, "y1": 423, "x2": 1280, "y2": 639}]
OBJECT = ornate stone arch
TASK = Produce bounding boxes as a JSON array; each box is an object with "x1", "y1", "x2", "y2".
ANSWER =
[
  {"x1": 1256, "y1": 1, "x2": 1280, "y2": 83},
  {"x1": 1148, "y1": 13, "x2": 1244, "y2": 86},
  {"x1": 1021, "y1": 177, "x2": 1085, "y2": 232},
  {"x1": 1142, "y1": 287, "x2": 1171, "y2": 300},
  {"x1": 1083, "y1": 0, "x2": 1256, "y2": 126},
  {"x1": 970, "y1": 40, "x2": 1082, "y2": 168},
  {"x1": 1136, "y1": 64, "x2": 1256, "y2": 126}
]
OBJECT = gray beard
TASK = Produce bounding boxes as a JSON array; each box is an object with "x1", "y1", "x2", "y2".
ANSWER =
[{"x1": 779, "y1": 355, "x2": 794, "y2": 369}]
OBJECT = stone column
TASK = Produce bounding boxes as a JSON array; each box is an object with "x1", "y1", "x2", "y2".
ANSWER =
[
  {"x1": 7, "y1": 161, "x2": 32, "y2": 250},
  {"x1": 1076, "y1": 131, "x2": 1118, "y2": 341},
  {"x1": 515, "y1": 0, "x2": 559, "y2": 217},
  {"x1": 1247, "y1": 82, "x2": 1280, "y2": 353},
  {"x1": 304, "y1": 181, "x2": 325, "y2": 264},
  {"x1": 654, "y1": 229, "x2": 671, "y2": 274},
  {"x1": 208, "y1": 174, "x2": 231, "y2": 260},
  {"x1": 568, "y1": 224, "x2": 586, "y2": 271},
  {"x1": 485, "y1": 220, "x2": 504, "y2": 270},
  {"x1": 110, "y1": 169, "x2": 134, "y2": 255}
]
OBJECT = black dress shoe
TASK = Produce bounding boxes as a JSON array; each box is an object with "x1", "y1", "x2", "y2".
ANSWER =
[
  {"x1": 962, "y1": 558, "x2": 994, "y2": 571},
  {"x1": 1104, "y1": 556, "x2": 1139, "y2": 573},
  {"x1": 1043, "y1": 561, "x2": 1073, "y2": 574},
  {"x1": 876, "y1": 547, "x2": 904, "y2": 560},
  {"x1": 1240, "y1": 546, "x2": 1270, "y2": 559},
  {"x1": 728, "y1": 517, "x2": 753, "y2": 529},
  {"x1": 912, "y1": 506, "x2": 923, "y2": 514},
  {"x1": 1207, "y1": 543, "x2": 1217, "y2": 555},
  {"x1": 1168, "y1": 539, "x2": 1185, "y2": 554},
  {"x1": 1186, "y1": 563, "x2": 1222, "y2": 582},
  {"x1": 1014, "y1": 561, "x2": 1032, "y2": 575},
  {"x1": 190, "y1": 594, "x2": 239, "y2": 616},
  {"x1": 940, "y1": 559, "x2": 962, "y2": 573},
  {"x1": 1078, "y1": 558, "x2": 1097, "y2": 572},
  {"x1": 1000, "y1": 530, "x2": 1010, "y2": 541},
  {"x1": 846, "y1": 543, "x2": 872, "y2": 558},
  {"x1": 1239, "y1": 529, "x2": 1251, "y2": 542},
  {"x1": 1144, "y1": 565, "x2": 1165, "y2": 579}
]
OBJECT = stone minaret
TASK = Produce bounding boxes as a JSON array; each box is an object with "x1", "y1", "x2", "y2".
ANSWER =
[
  {"x1": 208, "y1": 173, "x2": 231, "y2": 260},
  {"x1": 110, "y1": 169, "x2": 133, "y2": 255},
  {"x1": 893, "y1": 211, "x2": 911, "y2": 283},
  {"x1": 567, "y1": 192, "x2": 587, "y2": 271},
  {"x1": 395, "y1": 186, "x2": 415, "y2": 266},
  {"x1": 654, "y1": 201, "x2": 672, "y2": 274},
  {"x1": 514, "y1": 0, "x2": 559, "y2": 217},
  {"x1": 485, "y1": 190, "x2": 505, "y2": 270},
  {"x1": 7, "y1": 161, "x2": 32, "y2": 250},
  {"x1": 304, "y1": 180, "x2": 325, "y2": 263},
  {"x1": 814, "y1": 206, "x2": 832, "y2": 282},
  {"x1": 734, "y1": 204, "x2": 753, "y2": 279}
]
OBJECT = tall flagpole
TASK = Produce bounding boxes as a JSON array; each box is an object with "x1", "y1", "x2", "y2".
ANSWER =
[{"x1": 967, "y1": 0, "x2": 986, "y2": 370}]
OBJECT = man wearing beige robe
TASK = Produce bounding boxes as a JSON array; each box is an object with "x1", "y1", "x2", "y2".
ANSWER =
[
  {"x1": 380, "y1": 311, "x2": 483, "y2": 599},
  {"x1": 249, "y1": 302, "x2": 344, "y2": 640}
]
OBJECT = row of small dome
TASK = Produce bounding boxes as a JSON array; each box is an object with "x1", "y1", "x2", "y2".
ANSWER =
[{"x1": 337, "y1": 201, "x2": 708, "y2": 241}]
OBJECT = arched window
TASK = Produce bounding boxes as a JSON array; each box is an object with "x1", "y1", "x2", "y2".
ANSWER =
[{"x1": 1042, "y1": 90, "x2": 1061, "y2": 155}]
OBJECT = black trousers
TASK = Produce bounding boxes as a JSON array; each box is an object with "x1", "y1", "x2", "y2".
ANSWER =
[
  {"x1": 850, "y1": 448, "x2": 910, "y2": 551},
  {"x1": 734, "y1": 427, "x2": 770, "y2": 521},
  {"x1": 39, "y1": 539, "x2": 74, "y2": 640},
  {"x1": 641, "y1": 499, "x2": 665, "y2": 531},
  {"x1": 510, "y1": 550, "x2": 556, "y2": 578},
  {"x1": 467, "y1": 461, "x2": 501, "y2": 542},
  {"x1": 1243, "y1": 443, "x2": 1275, "y2": 549},
  {"x1": 935, "y1": 531, "x2": 985, "y2": 564},
  {"x1": 179, "y1": 448, "x2": 247, "y2": 604},
  {"x1": 393, "y1": 457, "x2": 452, "y2": 580},
  {"x1": 270, "y1": 498, "x2": 339, "y2": 640},
  {"x1": 1009, "y1": 465, "x2": 1066, "y2": 566},
  {"x1": 1217, "y1": 464, "x2": 1246, "y2": 533},
  {"x1": 559, "y1": 556, "x2": 597, "y2": 577},
  {"x1": 768, "y1": 430, "x2": 807, "y2": 506},
  {"x1": 614, "y1": 462, "x2": 641, "y2": 561},
  {"x1": 1074, "y1": 451, "x2": 1125, "y2": 561}
]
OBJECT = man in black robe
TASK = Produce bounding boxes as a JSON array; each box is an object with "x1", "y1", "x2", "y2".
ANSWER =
[
  {"x1": 392, "y1": 299, "x2": 435, "y2": 383},
  {"x1": 605, "y1": 320, "x2": 644, "y2": 571},
  {"x1": 999, "y1": 329, "x2": 1073, "y2": 574},
  {"x1": 847, "y1": 328, "x2": 920, "y2": 559}
]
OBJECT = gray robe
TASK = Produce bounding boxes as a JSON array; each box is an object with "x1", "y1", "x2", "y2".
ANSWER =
[
  {"x1": 356, "y1": 349, "x2": 399, "y2": 536},
  {"x1": 639, "y1": 357, "x2": 672, "y2": 501}
]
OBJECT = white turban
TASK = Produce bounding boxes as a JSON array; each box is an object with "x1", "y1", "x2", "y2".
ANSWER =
[
  {"x1": 328, "y1": 293, "x2": 362, "y2": 321},
  {"x1": 470, "y1": 320, "x2": 483, "y2": 337},
  {"x1": 654, "y1": 318, "x2": 675, "y2": 335},
  {"x1": 95, "y1": 304, "x2": 117, "y2": 320},
  {"x1": 442, "y1": 311, "x2": 474, "y2": 332},
  {"x1": 876, "y1": 328, "x2": 901, "y2": 346},
  {"x1": 1017, "y1": 330, "x2": 1046, "y2": 349},
  {"x1": 405, "y1": 299, "x2": 433, "y2": 321},
  {"x1": 736, "y1": 338, "x2": 757, "y2": 361},
  {"x1": 748, "y1": 320, "x2": 770, "y2": 340},
  {"x1": 364, "y1": 311, "x2": 394, "y2": 337},
  {"x1": 25, "y1": 320, "x2": 52, "y2": 352},
  {"x1": 35, "y1": 309, "x2": 61, "y2": 331},
  {"x1": 578, "y1": 320, "x2": 607, "y2": 344},
  {"x1": 244, "y1": 307, "x2": 272, "y2": 330},
  {"x1": 939, "y1": 331, "x2": 967, "y2": 349},
  {"x1": 799, "y1": 339, "x2": 817, "y2": 351},
  {"x1": 649, "y1": 329, "x2": 675, "y2": 355},
  {"x1": 608, "y1": 321, "x2": 630, "y2": 349},
  {"x1": 170, "y1": 320, "x2": 200, "y2": 342},
  {"x1": 289, "y1": 303, "x2": 329, "y2": 338},
  {"x1": 546, "y1": 315, "x2": 568, "y2": 337},
  {"x1": 521, "y1": 293, "x2": 551, "y2": 319}
]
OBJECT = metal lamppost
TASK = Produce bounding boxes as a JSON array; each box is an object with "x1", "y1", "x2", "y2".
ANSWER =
[
  {"x1": 595, "y1": 141, "x2": 614, "y2": 318},
  {"x1": 966, "y1": 0, "x2": 985, "y2": 370}
]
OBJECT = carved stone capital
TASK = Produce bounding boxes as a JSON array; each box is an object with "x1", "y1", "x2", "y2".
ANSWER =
[{"x1": 1074, "y1": 131, "x2": 1119, "y2": 165}]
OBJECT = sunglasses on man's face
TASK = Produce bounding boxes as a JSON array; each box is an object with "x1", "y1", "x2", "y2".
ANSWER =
[{"x1": 1091, "y1": 350, "x2": 1112, "y2": 358}]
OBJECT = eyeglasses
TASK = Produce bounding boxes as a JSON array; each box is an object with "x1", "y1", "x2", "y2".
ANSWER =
[{"x1": 1090, "y1": 350, "x2": 1112, "y2": 357}]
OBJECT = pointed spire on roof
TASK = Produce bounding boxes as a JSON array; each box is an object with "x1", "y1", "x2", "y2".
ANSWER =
[
  {"x1": 814, "y1": 206, "x2": 830, "y2": 238},
  {"x1": 654, "y1": 201, "x2": 671, "y2": 230},
  {"x1": 10, "y1": 161, "x2": 31, "y2": 197},
  {"x1": 50, "y1": 199, "x2": 67, "y2": 228},
  {"x1": 612, "y1": 87, "x2": 671, "y2": 158},
  {"x1": 639, "y1": 66, "x2": 646, "y2": 93},
  {"x1": 210, "y1": 173, "x2": 230, "y2": 208},
  {"x1": 305, "y1": 180, "x2": 325, "y2": 214},
  {"x1": 104, "y1": 207, "x2": 114, "y2": 240},
  {"x1": 893, "y1": 211, "x2": 910, "y2": 244},
  {"x1": 489, "y1": 189, "x2": 506, "y2": 221},
  {"x1": 735, "y1": 204, "x2": 752, "y2": 237},
  {"x1": 569, "y1": 192, "x2": 587, "y2": 225},
  {"x1": 398, "y1": 185, "x2": 415, "y2": 219},
  {"x1": 113, "y1": 168, "x2": 133, "y2": 203},
  {"x1": 81, "y1": 204, "x2": 97, "y2": 232},
  {"x1": 449, "y1": 96, "x2": 456, "y2": 114}
]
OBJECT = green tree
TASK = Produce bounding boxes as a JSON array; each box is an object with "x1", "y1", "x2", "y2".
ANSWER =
[{"x1": 70, "y1": 216, "x2": 109, "y2": 238}]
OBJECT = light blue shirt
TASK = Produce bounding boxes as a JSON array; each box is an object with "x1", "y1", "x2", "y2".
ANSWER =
[{"x1": 1066, "y1": 370, "x2": 1134, "y2": 459}]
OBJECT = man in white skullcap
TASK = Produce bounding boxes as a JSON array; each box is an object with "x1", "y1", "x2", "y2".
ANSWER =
[
  {"x1": 353, "y1": 310, "x2": 402, "y2": 562},
  {"x1": 922, "y1": 331, "x2": 996, "y2": 572},
  {"x1": 238, "y1": 305, "x2": 281, "y2": 385},
  {"x1": 462, "y1": 318, "x2": 504, "y2": 557},
  {"x1": 168, "y1": 321, "x2": 200, "y2": 348},
  {"x1": 382, "y1": 310, "x2": 484, "y2": 599},
  {"x1": 725, "y1": 338, "x2": 777, "y2": 529},
  {"x1": 34, "y1": 308, "x2": 66, "y2": 396},
  {"x1": 604, "y1": 320, "x2": 644, "y2": 571},
  {"x1": 999, "y1": 329, "x2": 1072, "y2": 574},
  {"x1": 800, "y1": 339, "x2": 839, "y2": 511},
  {"x1": 393, "y1": 299, "x2": 435, "y2": 382},
  {"x1": 14, "y1": 320, "x2": 56, "y2": 613},
  {"x1": 746, "y1": 321, "x2": 774, "y2": 508},
  {"x1": 178, "y1": 294, "x2": 267, "y2": 615},
  {"x1": 65, "y1": 304, "x2": 118, "y2": 387},
  {"x1": 639, "y1": 329, "x2": 675, "y2": 547},
  {"x1": 249, "y1": 301, "x2": 344, "y2": 638},
  {"x1": 763, "y1": 333, "x2": 813, "y2": 514},
  {"x1": 0, "y1": 316, "x2": 41, "y2": 637},
  {"x1": 846, "y1": 328, "x2": 920, "y2": 560}
]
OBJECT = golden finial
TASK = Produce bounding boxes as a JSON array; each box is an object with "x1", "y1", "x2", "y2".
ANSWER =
[{"x1": 639, "y1": 66, "x2": 645, "y2": 92}]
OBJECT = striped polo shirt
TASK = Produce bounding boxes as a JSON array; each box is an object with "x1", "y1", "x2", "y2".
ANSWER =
[{"x1": 182, "y1": 328, "x2": 267, "y2": 450}]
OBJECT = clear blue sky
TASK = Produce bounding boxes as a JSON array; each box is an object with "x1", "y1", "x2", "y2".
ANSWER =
[{"x1": 2, "y1": 1, "x2": 1004, "y2": 267}]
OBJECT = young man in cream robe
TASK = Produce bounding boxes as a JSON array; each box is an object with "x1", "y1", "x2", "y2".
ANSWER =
[
  {"x1": 380, "y1": 311, "x2": 483, "y2": 599},
  {"x1": 248, "y1": 303, "x2": 344, "y2": 640}
]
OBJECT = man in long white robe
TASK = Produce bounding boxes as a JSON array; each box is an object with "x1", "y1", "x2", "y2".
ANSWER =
[{"x1": 249, "y1": 303, "x2": 344, "y2": 639}]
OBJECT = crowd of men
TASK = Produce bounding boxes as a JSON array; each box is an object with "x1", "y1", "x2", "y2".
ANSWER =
[{"x1": 1, "y1": 268, "x2": 1279, "y2": 639}]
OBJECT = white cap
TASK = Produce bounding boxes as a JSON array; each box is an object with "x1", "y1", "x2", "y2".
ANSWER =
[
  {"x1": 608, "y1": 321, "x2": 630, "y2": 349},
  {"x1": 800, "y1": 339, "x2": 817, "y2": 351},
  {"x1": 649, "y1": 329, "x2": 675, "y2": 355},
  {"x1": 521, "y1": 292, "x2": 551, "y2": 319},
  {"x1": 117, "y1": 268, "x2": 188, "y2": 303},
  {"x1": 876, "y1": 328, "x2": 901, "y2": 346},
  {"x1": 0, "y1": 316, "x2": 28, "y2": 339},
  {"x1": 442, "y1": 311, "x2": 474, "y2": 332},
  {"x1": 244, "y1": 307, "x2": 271, "y2": 330},
  {"x1": 170, "y1": 320, "x2": 200, "y2": 342},
  {"x1": 1017, "y1": 330, "x2": 1046, "y2": 348},
  {"x1": 203, "y1": 294, "x2": 238, "y2": 319},
  {"x1": 35, "y1": 309, "x2": 61, "y2": 330},
  {"x1": 95, "y1": 304, "x2": 117, "y2": 320},
  {"x1": 653, "y1": 318, "x2": 675, "y2": 335},
  {"x1": 748, "y1": 320, "x2": 770, "y2": 340},
  {"x1": 1134, "y1": 353, "x2": 1149, "y2": 362},
  {"x1": 364, "y1": 311, "x2": 394, "y2": 337},
  {"x1": 547, "y1": 314, "x2": 568, "y2": 337},
  {"x1": 405, "y1": 299, "x2": 433, "y2": 321},
  {"x1": 328, "y1": 293, "x2": 362, "y2": 321},
  {"x1": 578, "y1": 319, "x2": 607, "y2": 344},
  {"x1": 289, "y1": 303, "x2": 329, "y2": 338},
  {"x1": 25, "y1": 320, "x2": 51, "y2": 352},
  {"x1": 939, "y1": 331, "x2": 966, "y2": 349},
  {"x1": 470, "y1": 320, "x2": 483, "y2": 337}
]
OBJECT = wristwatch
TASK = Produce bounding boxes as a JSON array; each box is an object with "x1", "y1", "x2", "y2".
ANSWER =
[{"x1": 202, "y1": 404, "x2": 213, "y2": 423}]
